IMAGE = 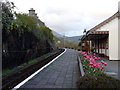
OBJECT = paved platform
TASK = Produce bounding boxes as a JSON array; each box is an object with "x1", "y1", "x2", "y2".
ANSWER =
[
  {"x1": 104, "y1": 60, "x2": 120, "y2": 80},
  {"x1": 20, "y1": 49, "x2": 80, "y2": 88}
]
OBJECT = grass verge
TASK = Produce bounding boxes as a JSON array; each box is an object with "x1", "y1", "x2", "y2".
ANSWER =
[{"x1": 2, "y1": 52, "x2": 52, "y2": 76}]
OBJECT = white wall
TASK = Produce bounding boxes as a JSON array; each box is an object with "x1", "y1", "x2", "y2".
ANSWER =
[
  {"x1": 118, "y1": 16, "x2": 120, "y2": 60},
  {"x1": 96, "y1": 18, "x2": 119, "y2": 60},
  {"x1": 96, "y1": 24, "x2": 110, "y2": 31},
  {"x1": 109, "y1": 18, "x2": 119, "y2": 60},
  {"x1": 118, "y1": 2, "x2": 120, "y2": 60}
]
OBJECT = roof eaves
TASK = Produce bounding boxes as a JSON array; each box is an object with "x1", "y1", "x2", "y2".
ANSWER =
[{"x1": 87, "y1": 12, "x2": 118, "y2": 35}]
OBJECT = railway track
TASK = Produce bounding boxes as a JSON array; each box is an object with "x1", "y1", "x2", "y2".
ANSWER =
[{"x1": 1, "y1": 49, "x2": 64, "y2": 89}]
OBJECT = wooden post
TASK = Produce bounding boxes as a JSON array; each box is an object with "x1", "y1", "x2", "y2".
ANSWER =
[
  {"x1": 95, "y1": 40, "x2": 96, "y2": 53},
  {"x1": 89, "y1": 38, "x2": 90, "y2": 53},
  {"x1": 98, "y1": 39, "x2": 99, "y2": 54},
  {"x1": 101, "y1": 40, "x2": 102, "y2": 54},
  {"x1": 105, "y1": 39, "x2": 107, "y2": 56}
]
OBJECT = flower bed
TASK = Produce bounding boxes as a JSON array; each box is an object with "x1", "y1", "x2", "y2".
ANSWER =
[
  {"x1": 77, "y1": 51, "x2": 120, "y2": 88},
  {"x1": 79, "y1": 51, "x2": 107, "y2": 74}
]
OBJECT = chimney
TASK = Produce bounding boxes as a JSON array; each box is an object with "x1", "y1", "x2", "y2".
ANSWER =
[{"x1": 29, "y1": 8, "x2": 36, "y2": 17}]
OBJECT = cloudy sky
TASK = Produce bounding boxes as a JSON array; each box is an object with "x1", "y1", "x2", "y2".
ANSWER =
[{"x1": 8, "y1": 0, "x2": 120, "y2": 36}]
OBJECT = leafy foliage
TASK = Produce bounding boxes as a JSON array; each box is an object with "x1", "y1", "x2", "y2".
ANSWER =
[
  {"x1": 2, "y1": 1, "x2": 14, "y2": 32},
  {"x1": 77, "y1": 73, "x2": 120, "y2": 88},
  {"x1": 79, "y1": 51, "x2": 108, "y2": 75},
  {"x1": 40, "y1": 26, "x2": 54, "y2": 44},
  {"x1": 11, "y1": 14, "x2": 39, "y2": 36},
  {"x1": 2, "y1": 1, "x2": 55, "y2": 69}
]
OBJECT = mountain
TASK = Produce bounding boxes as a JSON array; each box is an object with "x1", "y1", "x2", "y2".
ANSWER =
[
  {"x1": 52, "y1": 30, "x2": 64, "y2": 38},
  {"x1": 52, "y1": 30, "x2": 83, "y2": 42},
  {"x1": 65, "y1": 36, "x2": 82, "y2": 42}
]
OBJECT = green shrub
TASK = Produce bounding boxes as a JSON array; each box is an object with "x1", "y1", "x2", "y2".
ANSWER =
[{"x1": 77, "y1": 73, "x2": 120, "y2": 88}]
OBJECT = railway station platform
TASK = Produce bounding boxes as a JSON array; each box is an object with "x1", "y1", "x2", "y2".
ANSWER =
[{"x1": 19, "y1": 49, "x2": 80, "y2": 88}]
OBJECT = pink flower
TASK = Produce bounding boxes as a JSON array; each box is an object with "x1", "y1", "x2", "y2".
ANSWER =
[
  {"x1": 101, "y1": 61, "x2": 105, "y2": 64},
  {"x1": 93, "y1": 53, "x2": 96, "y2": 56},
  {"x1": 94, "y1": 58, "x2": 96, "y2": 60},
  {"x1": 96, "y1": 62, "x2": 101, "y2": 67},
  {"x1": 93, "y1": 63, "x2": 97, "y2": 68},
  {"x1": 83, "y1": 54, "x2": 87, "y2": 57},
  {"x1": 85, "y1": 58, "x2": 89, "y2": 61},
  {"x1": 88, "y1": 53, "x2": 92, "y2": 56},
  {"x1": 101, "y1": 61, "x2": 107, "y2": 66},
  {"x1": 90, "y1": 58, "x2": 96, "y2": 64},
  {"x1": 94, "y1": 58, "x2": 100, "y2": 60},
  {"x1": 86, "y1": 55, "x2": 90, "y2": 58},
  {"x1": 88, "y1": 61, "x2": 93, "y2": 65},
  {"x1": 89, "y1": 55, "x2": 92, "y2": 58},
  {"x1": 100, "y1": 66, "x2": 104, "y2": 71},
  {"x1": 104, "y1": 62, "x2": 107, "y2": 66},
  {"x1": 102, "y1": 66, "x2": 104, "y2": 69},
  {"x1": 100, "y1": 68, "x2": 103, "y2": 71},
  {"x1": 93, "y1": 69, "x2": 96, "y2": 72}
]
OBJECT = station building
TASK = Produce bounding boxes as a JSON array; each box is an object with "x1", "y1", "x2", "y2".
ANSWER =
[{"x1": 81, "y1": 11, "x2": 120, "y2": 60}]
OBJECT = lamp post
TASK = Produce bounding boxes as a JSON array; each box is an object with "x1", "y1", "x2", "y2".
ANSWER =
[
  {"x1": 83, "y1": 29, "x2": 86, "y2": 35},
  {"x1": 83, "y1": 29, "x2": 87, "y2": 51},
  {"x1": 63, "y1": 34, "x2": 65, "y2": 48}
]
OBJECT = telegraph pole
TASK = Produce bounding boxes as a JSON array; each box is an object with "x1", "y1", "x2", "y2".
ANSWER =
[{"x1": 63, "y1": 34, "x2": 65, "y2": 48}]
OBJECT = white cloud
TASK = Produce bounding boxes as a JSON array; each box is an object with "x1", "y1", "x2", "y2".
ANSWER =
[{"x1": 9, "y1": 0, "x2": 120, "y2": 36}]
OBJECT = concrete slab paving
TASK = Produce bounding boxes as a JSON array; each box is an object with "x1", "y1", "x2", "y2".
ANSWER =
[
  {"x1": 20, "y1": 49, "x2": 80, "y2": 88},
  {"x1": 104, "y1": 60, "x2": 120, "y2": 80}
]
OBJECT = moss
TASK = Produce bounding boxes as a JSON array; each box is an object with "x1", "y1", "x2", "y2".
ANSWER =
[
  {"x1": 77, "y1": 73, "x2": 120, "y2": 88},
  {"x1": 21, "y1": 59, "x2": 38, "y2": 66},
  {"x1": 2, "y1": 69, "x2": 14, "y2": 76},
  {"x1": 2, "y1": 52, "x2": 52, "y2": 76}
]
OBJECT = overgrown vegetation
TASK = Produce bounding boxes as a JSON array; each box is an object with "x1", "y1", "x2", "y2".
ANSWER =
[
  {"x1": 2, "y1": 1, "x2": 55, "y2": 70},
  {"x1": 2, "y1": 52, "x2": 52, "y2": 76},
  {"x1": 77, "y1": 73, "x2": 120, "y2": 88}
]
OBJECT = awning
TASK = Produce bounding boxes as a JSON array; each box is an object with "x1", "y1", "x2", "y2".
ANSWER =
[{"x1": 88, "y1": 31, "x2": 109, "y2": 40}]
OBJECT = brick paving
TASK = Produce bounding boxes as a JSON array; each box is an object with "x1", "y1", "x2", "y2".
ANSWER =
[{"x1": 20, "y1": 49, "x2": 80, "y2": 88}]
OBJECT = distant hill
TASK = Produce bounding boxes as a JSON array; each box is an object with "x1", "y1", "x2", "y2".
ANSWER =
[
  {"x1": 65, "y1": 36, "x2": 82, "y2": 42},
  {"x1": 52, "y1": 30, "x2": 83, "y2": 42},
  {"x1": 52, "y1": 30, "x2": 64, "y2": 38}
]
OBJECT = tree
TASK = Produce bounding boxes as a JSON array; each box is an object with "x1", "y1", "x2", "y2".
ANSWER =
[
  {"x1": 2, "y1": 1, "x2": 15, "y2": 44},
  {"x1": 40, "y1": 26, "x2": 54, "y2": 43},
  {"x1": 2, "y1": 3, "x2": 56, "y2": 69},
  {"x1": 2, "y1": 1, "x2": 14, "y2": 32}
]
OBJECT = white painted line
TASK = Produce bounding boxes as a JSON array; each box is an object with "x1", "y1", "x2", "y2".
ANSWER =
[
  {"x1": 13, "y1": 49, "x2": 66, "y2": 89},
  {"x1": 105, "y1": 72, "x2": 117, "y2": 75}
]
